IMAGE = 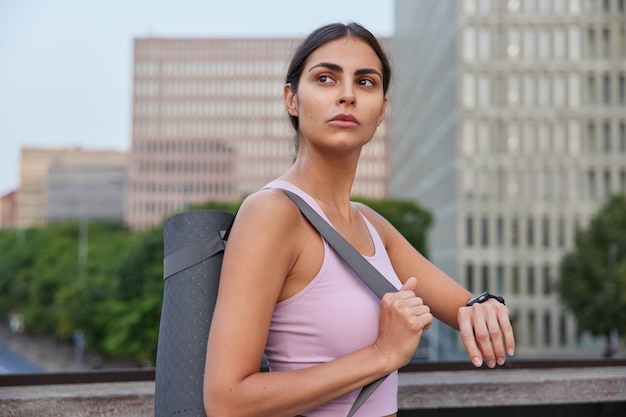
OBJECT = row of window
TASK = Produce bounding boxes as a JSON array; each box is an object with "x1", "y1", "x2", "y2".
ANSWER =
[
  {"x1": 133, "y1": 119, "x2": 292, "y2": 138},
  {"x1": 463, "y1": 118, "x2": 626, "y2": 156},
  {"x1": 463, "y1": 71, "x2": 626, "y2": 109},
  {"x1": 128, "y1": 181, "x2": 236, "y2": 201},
  {"x1": 514, "y1": 309, "x2": 573, "y2": 348},
  {"x1": 134, "y1": 160, "x2": 233, "y2": 175},
  {"x1": 134, "y1": 79, "x2": 284, "y2": 98},
  {"x1": 464, "y1": 24, "x2": 626, "y2": 63},
  {"x1": 463, "y1": 167, "x2": 626, "y2": 201},
  {"x1": 134, "y1": 139, "x2": 233, "y2": 154},
  {"x1": 134, "y1": 60, "x2": 286, "y2": 78},
  {"x1": 464, "y1": 0, "x2": 624, "y2": 15},
  {"x1": 134, "y1": 98, "x2": 286, "y2": 118},
  {"x1": 465, "y1": 261, "x2": 556, "y2": 295}
]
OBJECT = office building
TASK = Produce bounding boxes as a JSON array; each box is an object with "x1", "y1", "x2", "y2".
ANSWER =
[
  {"x1": 389, "y1": 0, "x2": 625, "y2": 358},
  {"x1": 17, "y1": 147, "x2": 127, "y2": 227},
  {"x1": 126, "y1": 36, "x2": 389, "y2": 229}
]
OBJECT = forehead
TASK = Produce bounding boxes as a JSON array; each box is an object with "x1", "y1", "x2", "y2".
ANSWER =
[{"x1": 304, "y1": 37, "x2": 383, "y2": 72}]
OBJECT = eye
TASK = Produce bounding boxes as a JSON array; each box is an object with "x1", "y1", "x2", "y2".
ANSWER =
[
  {"x1": 317, "y1": 74, "x2": 335, "y2": 85},
  {"x1": 359, "y1": 78, "x2": 375, "y2": 87}
]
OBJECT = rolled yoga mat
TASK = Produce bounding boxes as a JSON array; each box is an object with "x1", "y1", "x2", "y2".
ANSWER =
[{"x1": 155, "y1": 209, "x2": 234, "y2": 417}]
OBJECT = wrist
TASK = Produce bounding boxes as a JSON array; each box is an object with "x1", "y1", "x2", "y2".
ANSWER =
[{"x1": 466, "y1": 291, "x2": 505, "y2": 306}]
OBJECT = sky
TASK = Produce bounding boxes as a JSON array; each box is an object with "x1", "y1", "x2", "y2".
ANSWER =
[{"x1": 0, "y1": 0, "x2": 394, "y2": 196}]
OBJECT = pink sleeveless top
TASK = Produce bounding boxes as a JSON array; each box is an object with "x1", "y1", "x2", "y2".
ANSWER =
[{"x1": 263, "y1": 180, "x2": 402, "y2": 417}]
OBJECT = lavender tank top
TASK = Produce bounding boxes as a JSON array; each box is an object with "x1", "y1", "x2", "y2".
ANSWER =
[{"x1": 263, "y1": 180, "x2": 403, "y2": 417}]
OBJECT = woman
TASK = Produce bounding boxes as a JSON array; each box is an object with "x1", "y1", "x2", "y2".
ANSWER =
[{"x1": 204, "y1": 22, "x2": 515, "y2": 417}]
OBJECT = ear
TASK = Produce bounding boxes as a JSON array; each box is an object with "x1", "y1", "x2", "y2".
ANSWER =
[
  {"x1": 377, "y1": 97, "x2": 388, "y2": 126},
  {"x1": 284, "y1": 83, "x2": 298, "y2": 116}
]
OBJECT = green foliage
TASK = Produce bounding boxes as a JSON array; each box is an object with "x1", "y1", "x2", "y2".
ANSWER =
[
  {"x1": 0, "y1": 196, "x2": 431, "y2": 366},
  {"x1": 558, "y1": 194, "x2": 626, "y2": 338},
  {"x1": 353, "y1": 197, "x2": 433, "y2": 257}
]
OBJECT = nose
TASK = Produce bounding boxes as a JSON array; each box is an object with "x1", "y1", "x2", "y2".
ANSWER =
[{"x1": 337, "y1": 83, "x2": 356, "y2": 106}]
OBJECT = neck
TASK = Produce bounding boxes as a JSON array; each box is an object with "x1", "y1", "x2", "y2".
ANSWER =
[{"x1": 281, "y1": 147, "x2": 361, "y2": 212}]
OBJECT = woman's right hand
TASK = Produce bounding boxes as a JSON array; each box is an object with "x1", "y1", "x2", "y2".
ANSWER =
[{"x1": 374, "y1": 277, "x2": 432, "y2": 370}]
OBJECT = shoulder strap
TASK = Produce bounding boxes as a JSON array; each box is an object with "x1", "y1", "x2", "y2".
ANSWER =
[{"x1": 280, "y1": 189, "x2": 396, "y2": 417}]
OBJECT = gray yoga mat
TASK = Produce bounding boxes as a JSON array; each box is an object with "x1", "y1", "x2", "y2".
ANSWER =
[{"x1": 155, "y1": 209, "x2": 234, "y2": 417}]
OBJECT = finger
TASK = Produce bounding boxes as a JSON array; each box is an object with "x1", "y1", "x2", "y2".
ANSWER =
[
  {"x1": 484, "y1": 306, "x2": 506, "y2": 366},
  {"x1": 498, "y1": 308, "x2": 516, "y2": 357},
  {"x1": 457, "y1": 307, "x2": 483, "y2": 367},
  {"x1": 471, "y1": 310, "x2": 498, "y2": 368},
  {"x1": 400, "y1": 276, "x2": 418, "y2": 293}
]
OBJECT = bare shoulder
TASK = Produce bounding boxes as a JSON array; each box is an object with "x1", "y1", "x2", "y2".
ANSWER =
[{"x1": 229, "y1": 188, "x2": 304, "y2": 244}]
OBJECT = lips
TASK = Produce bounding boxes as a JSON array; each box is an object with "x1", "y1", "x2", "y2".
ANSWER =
[{"x1": 328, "y1": 114, "x2": 359, "y2": 127}]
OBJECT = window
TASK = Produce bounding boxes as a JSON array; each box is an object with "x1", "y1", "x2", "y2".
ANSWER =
[
  {"x1": 497, "y1": 216, "x2": 504, "y2": 246},
  {"x1": 588, "y1": 73, "x2": 597, "y2": 105},
  {"x1": 603, "y1": 120, "x2": 612, "y2": 152},
  {"x1": 542, "y1": 215, "x2": 550, "y2": 248},
  {"x1": 539, "y1": 73, "x2": 551, "y2": 107},
  {"x1": 588, "y1": 28, "x2": 596, "y2": 59},
  {"x1": 508, "y1": 27, "x2": 521, "y2": 59},
  {"x1": 524, "y1": 73, "x2": 536, "y2": 106},
  {"x1": 588, "y1": 169, "x2": 597, "y2": 200},
  {"x1": 569, "y1": 25, "x2": 581, "y2": 61},
  {"x1": 528, "y1": 311, "x2": 537, "y2": 346},
  {"x1": 603, "y1": 28, "x2": 610, "y2": 59},
  {"x1": 543, "y1": 264, "x2": 553, "y2": 295},
  {"x1": 479, "y1": 27, "x2": 491, "y2": 61},
  {"x1": 511, "y1": 216, "x2": 520, "y2": 247},
  {"x1": 554, "y1": 26, "x2": 566, "y2": 60},
  {"x1": 569, "y1": 72, "x2": 581, "y2": 108},
  {"x1": 528, "y1": 265, "x2": 536, "y2": 295},
  {"x1": 604, "y1": 170, "x2": 612, "y2": 197},
  {"x1": 523, "y1": 27, "x2": 536, "y2": 61},
  {"x1": 481, "y1": 216, "x2": 489, "y2": 246},
  {"x1": 512, "y1": 264, "x2": 520, "y2": 294},
  {"x1": 527, "y1": 216, "x2": 535, "y2": 247},
  {"x1": 466, "y1": 263, "x2": 475, "y2": 292},
  {"x1": 539, "y1": 26, "x2": 551, "y2": 59},
  {"x1": 463, "y1": 73, "x2": 476, "y2": 108},
  {"x1": 544, "y1": 311, "x2": 552, "y2": 346},
  {"x1": 478, "y1": 73, "x2": 491, "y2": 106},
  {"x1": 481, "y1": 264, "x2": 490, "y2": 291},
  {"x1": 603, "y1": 73, "x2": 612, "y2": 105},
  {"x1": 554, "y1": 73, "x2": 565, "y2": 108},
  {"x1": 496, "y1": 264, "x2": 505, "y2": 293},
  {"x1": 466, "y1": 215, "x2": 474, "y2": 246},
  {"x1": 508, "y1": 74, "x2": 520, "y2": 106},
  {"x1": 464, "y1": 26, "x2": 477, "y2": 62}
]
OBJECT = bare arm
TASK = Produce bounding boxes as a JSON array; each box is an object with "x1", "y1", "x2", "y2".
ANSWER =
[
  {"x1": 358, "y1": 204, "x2": 515, "y2": 368},
  {"x1": 203, "y1": 190, "x2": 432, "y2": 417}
]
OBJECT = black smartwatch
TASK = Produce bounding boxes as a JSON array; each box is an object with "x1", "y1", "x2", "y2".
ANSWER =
[{"x1": 466, "y1": 291, "x2": 505, "y2": 306}]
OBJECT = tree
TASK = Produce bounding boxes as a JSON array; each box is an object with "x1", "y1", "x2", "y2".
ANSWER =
[{"x1": 558, "y1": 194, "x2": 626, "y2": 354}]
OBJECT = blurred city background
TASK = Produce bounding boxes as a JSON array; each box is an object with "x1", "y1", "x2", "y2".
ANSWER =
[{"x1": 1, "y1": 0, "x2": 625, "y2": 375}]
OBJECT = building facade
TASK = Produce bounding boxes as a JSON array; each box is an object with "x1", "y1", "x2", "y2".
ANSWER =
[
  {"x1": 389, "y1": 0, "x2": 626, "y2": 358},
  {"x1": 17, "y1": 147, "x2": 128, "y2": 228},
  {"x1": 0, "y1": 190, "x2": 18, "y2": 230},
  {"x1": 126, "y1": 37, "x2": 389, "y2": 229}
]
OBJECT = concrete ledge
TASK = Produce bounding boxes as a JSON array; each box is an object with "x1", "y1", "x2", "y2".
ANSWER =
[
  {"x1": 0, "y1": 367, "x2": 625, "y2": 416},
  {"x1": 0, "y1": 381, "x2": 155, "y2": 417},
  {"x1": 398, "y1": 366, "x2": 626, "y2": 409}
]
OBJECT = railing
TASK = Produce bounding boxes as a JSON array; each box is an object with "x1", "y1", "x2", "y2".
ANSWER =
[{"x1": 1, "y1": 359, "x2": 625, "y2": 417}]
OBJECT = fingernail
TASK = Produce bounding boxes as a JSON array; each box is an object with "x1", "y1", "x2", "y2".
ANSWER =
[
  {"x1": 507, "y1": 347, "x2": 515, "y2": 356},
  {"x1": 472, "y1": 357, "x2": 483, "y2": 367},
  {"x1": 497, "y1": 357, "x2": 505, "y2": 366},
  {"x1": 487, "y1": 360, "x2": 496, "y2": 368}
]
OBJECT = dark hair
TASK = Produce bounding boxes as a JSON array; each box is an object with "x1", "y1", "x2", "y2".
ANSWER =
[{"x1": 285, "y1": 22, "x2": 392, "y2": 142}]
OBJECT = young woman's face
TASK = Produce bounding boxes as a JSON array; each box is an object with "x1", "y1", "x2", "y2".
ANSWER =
[{"x1": 285, "y1": 37, "x2": 387, "y2": 154}]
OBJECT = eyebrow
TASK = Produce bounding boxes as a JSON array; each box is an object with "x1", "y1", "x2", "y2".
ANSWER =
[{"x1": 308, "y1": 62, "x2": 383, "y2": 80}]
